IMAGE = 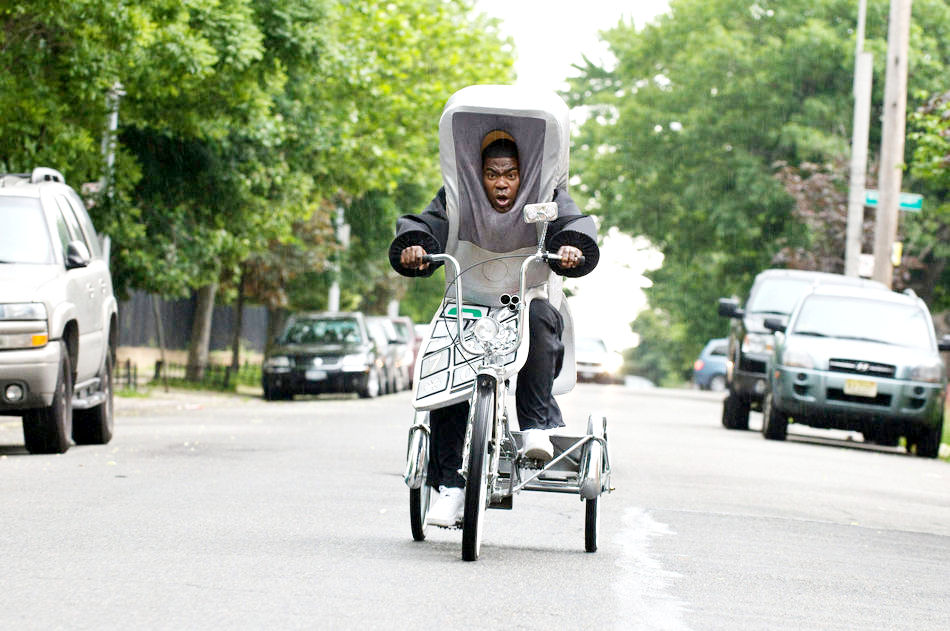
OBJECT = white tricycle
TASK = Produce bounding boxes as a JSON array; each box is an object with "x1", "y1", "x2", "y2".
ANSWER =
[{"x1": 403, "y1": 201, "x2": 612, "y2": 561}]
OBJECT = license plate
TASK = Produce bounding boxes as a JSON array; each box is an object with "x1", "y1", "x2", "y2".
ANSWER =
[
  {"x1": 844, "y1": 378, "x2": 877, "y2": 398},
  {"x1": 305, "y1": 369, "x2": 327, "y2": 381}
]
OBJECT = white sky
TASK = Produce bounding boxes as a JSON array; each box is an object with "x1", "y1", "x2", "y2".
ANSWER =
[{"x1": 475, "y1": 0, "x2": 672, "y2": 351}]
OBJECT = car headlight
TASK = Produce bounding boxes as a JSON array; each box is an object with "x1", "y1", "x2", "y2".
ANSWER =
[
  {"x1": 342, "y1": 353, "x2": 370, "y2": 371},
  {"x1": 0, "y1": 303, "x2": 47, "y2": 320},
  {"x1": 742, "y1": 332, "x2": 774, "y2": 355},
  {"x1": 782, "y1": 350, "x2": 814, "y2": 370},
  {"x1": 910, "y1": 363, "x2": 944, "y2": 383},
  {"x1": 420, "y1": 348, "x2": 450, "y2": 378},
  {"x1": 606, "y1": 352, "x2": 624, "y2": 374},
  {"x1": 264, "y1": 356, "x2": 291, "y2": 372}
]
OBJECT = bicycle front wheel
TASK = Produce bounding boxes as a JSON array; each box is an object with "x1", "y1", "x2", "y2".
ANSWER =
[{"x1": 462, "y1": 375, "x2": 494, "y2": 562}]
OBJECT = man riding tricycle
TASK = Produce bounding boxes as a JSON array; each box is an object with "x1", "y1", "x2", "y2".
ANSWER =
[{"x1": 390, "y1": 85, "x2": 612, "y2": 561}]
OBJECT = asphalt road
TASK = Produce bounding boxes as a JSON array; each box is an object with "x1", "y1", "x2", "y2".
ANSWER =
[{"x1": 0, "y1": 384, "x2": 948, "y2": 630}]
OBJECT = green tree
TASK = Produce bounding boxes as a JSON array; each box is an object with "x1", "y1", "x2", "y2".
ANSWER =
[{"x1": 567, "y1": 0, "x2": 950, "y2": 380}]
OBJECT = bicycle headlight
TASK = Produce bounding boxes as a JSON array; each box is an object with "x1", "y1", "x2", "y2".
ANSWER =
[{"x1": 473, "y1": 317, "x2": 500, "y2": 343}]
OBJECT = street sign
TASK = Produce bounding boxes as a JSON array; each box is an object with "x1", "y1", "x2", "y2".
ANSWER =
[{"x1": 863, "y1": 189, "x2": 923, "y2": 212}]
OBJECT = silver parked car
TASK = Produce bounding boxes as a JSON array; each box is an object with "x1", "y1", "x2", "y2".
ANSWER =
[
  {"x1": 762, "y1": 285, "x2": 950, "y2": 457},
  {"x1": 0, "y1": 168, "x2": 118, "y2": 454}
]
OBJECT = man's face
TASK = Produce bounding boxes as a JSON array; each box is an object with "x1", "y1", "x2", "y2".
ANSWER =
[{"x1": 482, "y1": 156, "x2": 520, "y2": 213}]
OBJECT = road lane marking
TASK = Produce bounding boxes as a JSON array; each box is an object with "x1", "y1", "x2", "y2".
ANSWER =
[{"x1": 613, "y1": 507, "x2": 691, "y2": 631}]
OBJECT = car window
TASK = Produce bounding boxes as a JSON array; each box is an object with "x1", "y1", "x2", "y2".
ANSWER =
[
  {"x1": 746, "y1": 278, "x2": 813, "y2": 314},
  {"x1": 65, "y1": 192, "x2": 102, "y2": 258},
  {"x1": 710, "y1": 344, "x2": 727, "y2": 356},
  {"x1": 578, "y1": 337, "x2": 608, "y2": 353},
  {"x1": 0, "y1": 196, "x2": 55, "y2": 264},
  {"x1": 55, "y1": 195, "x2": 86, "y2": 247},
  {"x1": 366, "y1": 321, "x2": 388, "y2": 348},
  {"x1": 792, "y1": 296, "x2": 934, "y2": 350},
  {"x1": 391, "y1": 320, "x2": 411, "y2": 342},
  {"x1": 279, "y1": 317, "x2": 363, "y2": 345}
]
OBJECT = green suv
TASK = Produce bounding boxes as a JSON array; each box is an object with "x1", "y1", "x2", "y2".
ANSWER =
[
  {"x1": 762, "y1": 285, "x2": 949, "y2": 457},
  {"x1": 0, "y1": 168, "x2": 118, "y2": 453},
  {"x1": 717, "y1": 269, "x2": 886, "y2": 430}
]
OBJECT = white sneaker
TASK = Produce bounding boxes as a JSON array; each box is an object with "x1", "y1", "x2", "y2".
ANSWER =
[
  {"x1": 522, "y1": 428, "x2": 554, "y2": 461},
  {"x1": 426, "y1": 486, "x2": 464, "y2": 527}
]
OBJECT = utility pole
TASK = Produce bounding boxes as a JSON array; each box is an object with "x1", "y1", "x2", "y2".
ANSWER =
[
  {"x1": 99, "y1": 81, "x2": 125, "y2": 196},
  {"x1": 845, "y1": 0, "x2": 872, "y2": 277},
  {"x1": 328, "y1": 206, "x2": 349, "y2": 311},
  {"x1": 872, "y1": 0, "x2": 912, "y2": 287}
]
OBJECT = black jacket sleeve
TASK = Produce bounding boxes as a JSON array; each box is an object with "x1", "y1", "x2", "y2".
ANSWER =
[
  {"x1": 388, "y1": 188, "x2": 450, "y2": 277},
  {"x1": 544, "y1": 189, "x2": 599, "y2": 278}
]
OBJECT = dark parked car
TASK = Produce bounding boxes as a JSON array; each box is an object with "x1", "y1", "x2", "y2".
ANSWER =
[
  {"x1": 761, "y1": 285, "x2": 950, "y2": 457},
  {"x1": 717, "y1": 269, "x2": 886, "y2": 430},
  {"x1": 261, "y1": 312, "x2": 383, "y2": 400},
  {"x1": 693, "y1": 338, "x2": 728, "y2": 391}
]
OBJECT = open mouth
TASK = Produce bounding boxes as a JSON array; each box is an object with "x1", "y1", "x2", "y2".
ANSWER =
[{"x1": 494, "y1": 195, "x2": 511, "y2": 209}]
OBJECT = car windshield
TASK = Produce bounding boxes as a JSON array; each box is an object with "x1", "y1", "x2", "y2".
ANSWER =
[
  {"x1": 390, "y1": 321, "x2": 411, "y2": 343},
  {"x1": 578, "y1": 337, "x2": 608, "y2": 353},
  {"x1": 792, "y1": 296, "x2": 933, "y2": 350},
  {"x1": 746, "y1": 278, "x2": 813, "y2": 314},
  {"x1": 279, "y1": 317, "x2": 362, "y2": 345},
  {"x1": 0, "y1": 197, "x2": 55, "y2": 264}
]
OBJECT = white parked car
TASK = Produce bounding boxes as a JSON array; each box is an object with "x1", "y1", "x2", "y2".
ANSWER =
[{"x1": 0, "y1": 168, "x2": 118, "y2": 454}]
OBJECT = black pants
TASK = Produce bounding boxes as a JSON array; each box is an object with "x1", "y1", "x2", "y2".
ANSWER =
[{"x1": 427, "y1": 299, "x2": 565, "y2": 489}]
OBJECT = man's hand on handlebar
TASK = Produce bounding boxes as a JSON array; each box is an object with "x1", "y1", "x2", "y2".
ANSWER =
[
  {"x1": 401, "y1": 245, "x2": 430, "y2": 271},
  {"x1": 556, "y1": 245, "x2": 583, "y2": 269}
]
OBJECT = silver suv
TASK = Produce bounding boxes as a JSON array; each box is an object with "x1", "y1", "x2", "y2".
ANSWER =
[{"x1": 0, "y1": 168, "x2": 118, "y2": 454}]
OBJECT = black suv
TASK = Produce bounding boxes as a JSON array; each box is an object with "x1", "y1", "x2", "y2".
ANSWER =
[
  {"x1": 717, "y1": 269, "x2": 885, "y2": 430},
  {"x1": 261, "y1": 312, "x2": 384, "y2": 400}
]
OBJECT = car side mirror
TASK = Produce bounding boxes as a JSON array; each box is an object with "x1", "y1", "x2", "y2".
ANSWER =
[
  {"x1": 717, "y1": 298, "x2": 744, "y2": 319},
  {"x1": 938, "y1": 334, "x2": 950, "y2": 352},
  {"x1": 65, "y1": 240, "x2": 91, "y2": 269},
  {"x1": 763, "y1": 317, "x2": 786, "y2": 334}
]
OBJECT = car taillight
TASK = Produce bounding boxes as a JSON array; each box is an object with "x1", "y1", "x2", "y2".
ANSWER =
[{"x1": 694, "y1": 359, "x2": 704, "y2": 372}]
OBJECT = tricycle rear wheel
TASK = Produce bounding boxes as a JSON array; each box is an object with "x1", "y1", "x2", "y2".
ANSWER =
[{"x1": 409, "y1": 485, "x2": 431, "y2": 541}]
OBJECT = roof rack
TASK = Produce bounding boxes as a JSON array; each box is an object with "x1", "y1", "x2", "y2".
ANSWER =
[
  {"x1": 30, "y1": 167, "x2": 66, "y2": 184},
  {"x1": 0, "y1": 167, "x2": 67, "y2": 187}
]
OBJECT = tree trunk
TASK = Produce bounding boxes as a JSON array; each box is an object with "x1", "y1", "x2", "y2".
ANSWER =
[
  {"x1": 186, "y1": 283, "x2": 217, "y2": 380},
  {"x1": 266, "y1": 306, "x2": 287, "y2": 354},
  {"x1": 230, "y1": 267, "x2": 246, "y2": 373}
]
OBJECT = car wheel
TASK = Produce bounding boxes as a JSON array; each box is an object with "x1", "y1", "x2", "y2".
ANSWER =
[
  {"x1": 73, "y1": 352, "x2": 114, "y2": 445},
  {"x1": 914, "y1": 420, "x2": 942, "y2": 458},
  {"x1": 761, "y1": 392, "x2": 787, "y2": 441},
  {"x1": 721, "y1": 387, "x2": 750, "y2": 430},
  {"x1": 22, "y1": 341, "x2": 72, "y2": 454},
  {"x1": 708, "y1": 375, "x2": 726, "y2": 392},
  {"x1": 359, "y1": 369, "x2": 380, "y2": 399}
]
